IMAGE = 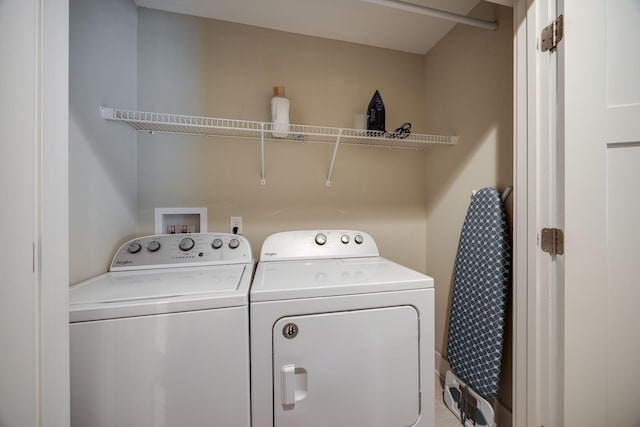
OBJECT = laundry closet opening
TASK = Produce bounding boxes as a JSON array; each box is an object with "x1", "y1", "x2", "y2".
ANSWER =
[{"x1": 69, "y1": 0, "x2": 514, "y2": 421}]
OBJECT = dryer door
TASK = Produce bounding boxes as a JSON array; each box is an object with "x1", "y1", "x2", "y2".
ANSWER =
[{"x1": 273, "y1": 306, "x2": 420, "y2": 427}]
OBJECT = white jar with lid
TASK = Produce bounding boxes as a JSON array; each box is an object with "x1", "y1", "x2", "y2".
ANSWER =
[{"x1": 271, "y1": 86, "x2": 290, "y2": 138}]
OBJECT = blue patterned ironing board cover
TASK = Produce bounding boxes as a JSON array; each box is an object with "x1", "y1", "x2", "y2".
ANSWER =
[{"x1": 446, "y1": 187, "x2": 511, "y2": 400}]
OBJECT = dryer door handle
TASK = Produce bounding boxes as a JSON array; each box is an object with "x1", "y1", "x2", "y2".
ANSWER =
[{"x1": 281, "y1": 364, "x2": 296, "y2": 407}]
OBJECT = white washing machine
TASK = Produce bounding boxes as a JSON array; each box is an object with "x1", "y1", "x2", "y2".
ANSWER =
[
  {"x1": 250, "y1": 230, "x2": 435, "y2": 427},
  {"x1": 69, "y1": 233, "x2": 253, "y2": 427}
]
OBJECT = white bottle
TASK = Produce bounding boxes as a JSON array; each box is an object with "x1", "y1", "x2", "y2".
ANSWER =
[{"x1": 271, "y1": 86, "x2": 290, "y2": 138}]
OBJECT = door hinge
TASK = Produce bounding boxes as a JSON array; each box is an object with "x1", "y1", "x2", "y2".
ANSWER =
[
  {"x1": 541, "y1": 228, "x2": 564, "y2": 255},
  {"x1": 541, "y1": 15, "x2": 563, "y2": 52}
]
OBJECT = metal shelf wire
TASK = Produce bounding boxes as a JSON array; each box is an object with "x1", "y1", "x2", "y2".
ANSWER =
[{"x1": 101, "y1": 107, "x2": 458, "y2": 185}]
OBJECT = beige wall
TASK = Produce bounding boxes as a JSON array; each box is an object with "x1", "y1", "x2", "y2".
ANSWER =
[
  {"x1": 424, "y1": 2, "x2": 514, "y2": 409},
  {"x1": 136, "y1": 8, "x2": 430, "y2": 271}
]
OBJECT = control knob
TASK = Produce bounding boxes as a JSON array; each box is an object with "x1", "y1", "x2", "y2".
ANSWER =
[
  {"x1": 341, "y1": 234, "x2": 350, "y2": 244},
  {"x1": 315, "y1": 233, "x2": 327, "y2": 246},
  {"x1": 127, "y1": 242, "x2": 142, "y2": 254},
  {"x1": 147, "y1": 240, "x2": 161, "y2": 252},
  {"x1": 229, "y1": 238, "x2": 240, "y2": 249},
  {"x1": 212, "y1": 238, "x2": 223, "y2": 250},
  {"x1": 178, "y1": 237, "x2": 195, "y2": 252},
  {"x1": 354, "y1": 234, "x2": 364, "y2": 245}
]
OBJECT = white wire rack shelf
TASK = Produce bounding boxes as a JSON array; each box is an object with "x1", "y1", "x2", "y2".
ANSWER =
[{"x1": 101, "y1": 107, "x2": 458, "y2": 186}]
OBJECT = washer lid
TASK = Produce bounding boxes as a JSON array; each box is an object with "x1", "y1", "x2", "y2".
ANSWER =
[
  {"x1": 70, "y1": 264, "x2": 252, "y2": 322},
  {"x1": 250, "y1": 257, "x2": 433, "y2": 302}
]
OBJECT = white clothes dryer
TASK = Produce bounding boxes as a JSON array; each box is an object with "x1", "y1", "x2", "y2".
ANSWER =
[
  {"x1": 69, "y1": 233, "x2": 253, "y2": 427},
  {"x1": 250, "y1": 230, "x2": 435, "y2": 427}
]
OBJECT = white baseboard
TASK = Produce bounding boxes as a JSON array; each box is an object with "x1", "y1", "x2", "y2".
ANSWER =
[{"x1": 435, "y1": 351, "x2": 512, "y2": 427}]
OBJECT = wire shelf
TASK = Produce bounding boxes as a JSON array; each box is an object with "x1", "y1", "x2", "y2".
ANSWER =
[
  {"x1": 101, "y1": 106, "x2": 457, "y2": 186},
  {"x1": 101, "y1": 107, "x2": 458, "y2": 149}
]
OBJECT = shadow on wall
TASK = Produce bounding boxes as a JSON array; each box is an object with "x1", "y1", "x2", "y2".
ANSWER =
[{"x1": 68, "y1": 0, "x2": 139, "y2": 284}]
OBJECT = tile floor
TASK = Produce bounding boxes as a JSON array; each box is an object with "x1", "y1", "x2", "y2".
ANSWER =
[{"x1": 435, "y1": 375, "x2": 464, "y2": 427}]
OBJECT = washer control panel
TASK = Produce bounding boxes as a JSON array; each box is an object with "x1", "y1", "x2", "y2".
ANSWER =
[
  {"x1": 110, "y1": 233, "x2": 252, "y2": 271},
  {"x1": 260, "y1": 230, "x2": 379, "y2": 261}
]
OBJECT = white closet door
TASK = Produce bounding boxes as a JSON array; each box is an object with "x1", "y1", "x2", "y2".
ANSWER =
[
  {"x1": 272, "y1": 306, "x2": 420, "y2": 427},
  {"x1": 562, "y1": 1, "x2": 640, "y2": 426},
  {"x1": 0, "y1": 1, "x2": 38, "y2": 423}
]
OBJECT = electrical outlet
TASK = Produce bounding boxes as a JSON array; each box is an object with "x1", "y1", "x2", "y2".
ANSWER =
[{"x1": 230, "y1": 216, "x2": 242, "y2": 234}]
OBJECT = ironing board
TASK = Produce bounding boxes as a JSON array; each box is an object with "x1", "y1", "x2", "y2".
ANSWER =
[{"x1": 446, "y1": 187, "x2": 511, "y2": 401}]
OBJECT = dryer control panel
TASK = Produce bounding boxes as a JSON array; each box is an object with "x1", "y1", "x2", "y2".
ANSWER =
[
  {"x1": 110, "y1": 233, "x2": 252, "y2": 271},
  {"x1": 260, "y1": 230, "x2": 379, "y2": 261}
]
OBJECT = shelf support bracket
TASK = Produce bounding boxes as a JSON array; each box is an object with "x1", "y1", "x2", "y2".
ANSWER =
[
  {"x1": 260, "y1": 123, "x2": 266, "y2": 185},
  {"x1": 100, "y1": 106, "x2": 114, "y2": 120},
  {"x1": 326, "y1": 129, "x2": 343, "y2": 187}
]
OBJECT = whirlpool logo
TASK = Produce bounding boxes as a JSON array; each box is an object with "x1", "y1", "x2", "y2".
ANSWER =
[
  {"x1": 115, "y1": 260, "x2": 133, "y2": 265},
  {"x1": 264, "y1": 252, "x2": 278, "y2": 257}
]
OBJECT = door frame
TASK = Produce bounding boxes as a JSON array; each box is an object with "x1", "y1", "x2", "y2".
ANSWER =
[
  {"x1": 31, "y1": 1, "x2": 551, "y2": 426},
  {"x1": 513, "y1": 0, "x2": 560, "y2": 426},
  {"x1": 39, "y1": 0, "x2": 70, "y2": 424}
]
